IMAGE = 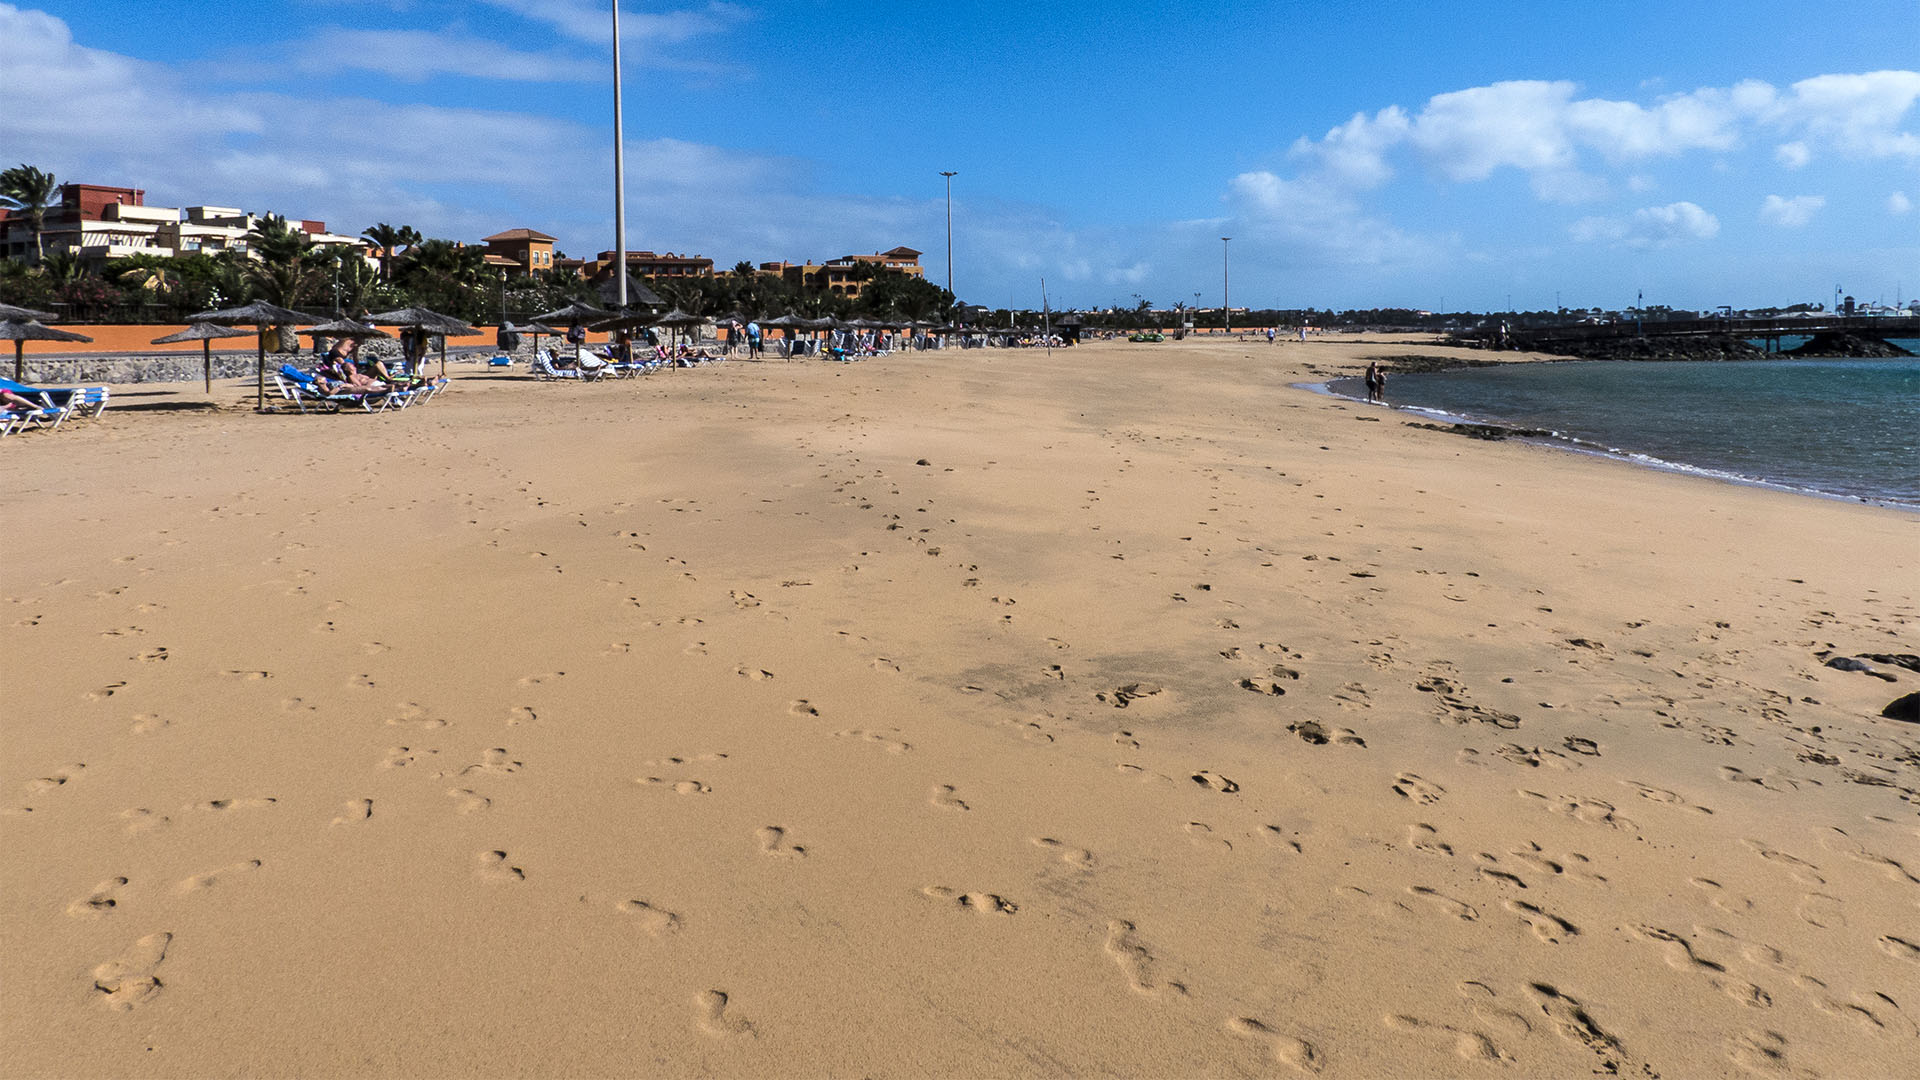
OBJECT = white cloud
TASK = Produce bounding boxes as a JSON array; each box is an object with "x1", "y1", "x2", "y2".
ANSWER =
[
  {"x1": 1569, "y1": 202, "x2": 1719, "y2": 247},
  {"x1": 1280, "y1": 71, "x2": 1919, "y2": 204},
  {"x1": 1759, "y1": 194, "x2": 1825, "y2": 227},
  {"x1": 1770, "y1": 71, "x2": 1920, "y2": 160},
  {"x1": 477, "y1": 0, "x2": 750, "y2": 49},
  {"x1": 286, "y1": 29, "x2": 593, "y2": 83},
  {"x1": 1891, "y1": 191, "x2": 1913, "y2": 215}
]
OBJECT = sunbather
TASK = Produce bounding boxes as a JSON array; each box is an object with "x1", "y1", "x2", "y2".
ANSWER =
[{"x1": 3, "y1": 386, "x2": 43, "y2": 415}]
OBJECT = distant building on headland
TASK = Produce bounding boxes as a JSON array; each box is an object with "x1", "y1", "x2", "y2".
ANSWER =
[{"x1": 0, "y1": 182, "x2": 367, "y2": 266}]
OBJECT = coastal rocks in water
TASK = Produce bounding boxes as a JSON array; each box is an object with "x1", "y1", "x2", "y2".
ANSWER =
[
  {"x1": 1405, "y1": 421, "x2": 1551, "y2": 442},
  {"x1": 1882, "y1": 692, "x2": 1920, "y2": 723},
  {"x1": 1824, "y1": 656, "x2": 1899, "y2": 682},
  {"x1": 1781, "y1": 333, "x2": 1915, "y2": 359},
  {"x1": 1365, "y1": 354, "x2": 1505, "y2": 374},
  {"x1": 1539, "y1": 334, "x2": 1768, "y2": 363}
]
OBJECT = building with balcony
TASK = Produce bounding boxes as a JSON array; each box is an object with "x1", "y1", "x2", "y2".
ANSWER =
[
  {"x1": 0, "y1": 183, "x2": 369, "y2": 266},
  {"x1": 482, "y1": 228, "x2": 557, "y2": 275},
  {"x1": 757, "y1": 248, "x2": 925, "y2": 297}
]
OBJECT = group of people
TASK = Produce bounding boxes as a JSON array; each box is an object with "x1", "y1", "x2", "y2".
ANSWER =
[{"x1": 306, "y1": 313, "x2": 434, "y2": 396}]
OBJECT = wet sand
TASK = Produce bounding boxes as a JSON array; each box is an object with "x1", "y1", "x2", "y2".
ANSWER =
[{"x1": 4, "y1": 336, "x2": 1917, "y2": 1077}]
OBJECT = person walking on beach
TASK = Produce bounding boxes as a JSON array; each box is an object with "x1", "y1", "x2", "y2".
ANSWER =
[{"x1": 1364, "y1": 361, "x2": 1385, "y2": 404}]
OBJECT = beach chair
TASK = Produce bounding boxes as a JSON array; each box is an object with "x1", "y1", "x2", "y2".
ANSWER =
[
  {"x1": 533, "y1": 349, "x2": 584, "y2": 381},
  {"x1": 274, "y1": 366, "x2": 389, "y2": 413},
  {"x1": 487, "y1": 353, "x2": 514, "y2": 369},
  {"x1": 2, "y1": 396, "x2": 68, "y2": 436}
]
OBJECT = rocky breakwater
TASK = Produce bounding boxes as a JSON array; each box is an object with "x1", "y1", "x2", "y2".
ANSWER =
[
  {"x1": 1544, "y1": 333, "x2": 1768, "y2": 362},
  {"x1": 1781, "y1": 332, "x2": 1915, "y2": 358}
]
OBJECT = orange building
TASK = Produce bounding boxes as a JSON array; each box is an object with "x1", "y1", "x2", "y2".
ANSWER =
[{"x1": 482, "y1": 228, "x2": 557, "y2": 275}]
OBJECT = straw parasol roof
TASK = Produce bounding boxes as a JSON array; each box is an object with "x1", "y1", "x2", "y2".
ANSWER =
[
  {"x1": 595, "y1": 272, "x2": 664, "y2": 309},
  {"x1": 587, "y1": 313, "x2": 658, "y2": 333},
  {"x1": 300, "y1": 318, "x2": 393, "y2": 340},
  {"x1": 3, "y1": 318, "x2": 94, "y2": 381},
  {"x1": 532, "y1": 301, "x2": 613, "y2": 325},
  {"x1": 152, "y1": 321, "x2": 254, "y2": 392},
  {"x1": 760, "y1": 313, "x2": 804, "y2": 328},
  {"x1": 365, "y1": 307, "x2": 477, "y2": 336},
  {"x1": 365, "y1": 307, "x2": 479, "y2": 377},
  {"x1": 650, "y1": 308, "x2": 704, "y2": 327},
  {"x1": 0, "y1": 302, "x2": 58, "y2": 321}
]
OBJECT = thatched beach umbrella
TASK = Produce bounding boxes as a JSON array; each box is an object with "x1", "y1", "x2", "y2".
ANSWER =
[
  {"x1": 365, "y1": 306, "x2": 479, "y2": 378},
  {"x1": 186, "y1": 300, "x2": 313, "y2": 410},
  {"x1": 3, "y1": 318, "x2": 93, "y2": 381},
  {"x1": 0, "y1": 302, "x2": 58, "y2": 321},
  {"x1": 595, "y1": 272, "x2": 664, "y2": 310},
  {"x1": 151, "y1": 322, "x2": 254, "y2": 392},
  {"x1": 533, "y1": 301, "x2": 614, "y2": 326},
  {"x1": 761, "y1": 313, "x2": 805, "y2": 356}
]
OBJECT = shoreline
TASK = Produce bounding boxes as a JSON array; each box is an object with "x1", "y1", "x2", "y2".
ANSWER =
[{"x1": 1307, "y1": 356, "x2": 1920, "y2": 511}]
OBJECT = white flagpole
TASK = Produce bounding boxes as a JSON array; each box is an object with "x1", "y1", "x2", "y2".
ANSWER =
[{"x1": 612, "y1": 1, "x2": 628, "y2": 309}]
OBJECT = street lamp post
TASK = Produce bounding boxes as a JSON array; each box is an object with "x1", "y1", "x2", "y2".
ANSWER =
[
  {"x1": 940, "y1": 171, "x2": 957, "y2": 318},
  {"x1": 1221, "y1": 237, "x2": 1231, "y2": 335},
  {"x1": 499, "y1": 269, "x2": 508, "y2": 324},
  {"x1": 612, "y1": 1, "x2": 628, "y2": 309}
]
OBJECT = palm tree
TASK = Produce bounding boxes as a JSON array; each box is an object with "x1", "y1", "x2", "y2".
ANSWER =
[
  {"x1": 361, "y1": 222, "x2": 421, "y2": 280},
  {"x1": 246, "y1": 214, "x2": 316, "y2": 351},
  {"x1": 0, "y1": 164, "x2": 60, "y2": 263}
]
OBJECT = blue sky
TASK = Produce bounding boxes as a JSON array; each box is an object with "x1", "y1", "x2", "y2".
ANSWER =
[{"x1": 4, "y1": 0, "x2": 1916, "y2": 311}]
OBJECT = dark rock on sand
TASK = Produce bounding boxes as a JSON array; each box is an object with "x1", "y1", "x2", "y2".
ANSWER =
[
  {"x1": 1825, "y1": 656, "x2": 1899, "y2": 681},
  {"x1": 1366, "y1": 354, "x2": 1506, "y2": 374},
  {"x1": 1405, "y1": 421, "x2": 1552, "y2": 442},
  {"x1": 1860, "y1": 653, "x2": 1920, "y2": 673},
  {"x1": 1882, "y1": 692, "x2": 1920, "y2": 722}
]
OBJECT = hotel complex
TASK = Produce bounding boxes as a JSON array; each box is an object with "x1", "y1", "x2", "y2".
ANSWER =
[
  {"x1": 0, "y1": 180, "x2": 925, "y2": 295},
  {"x1": 0, "y1": 183, "x2": 367, "y2": 266}
]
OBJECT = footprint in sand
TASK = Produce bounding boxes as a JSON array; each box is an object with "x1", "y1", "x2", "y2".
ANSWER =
[
  {"x1": 1191, "y1": 771, "x2": 1240, "y2": 793},
  {"x1": 1391, "y1": 773, "x2": 1445, "y2": 804},
  {"x1": 1525, "y1": 983, "x2": 1620, "y2": 1053},
  {"x1": 930, "y1": 784, "x2": 970, "y2": 811},
  {"x1": 177, "y1": 858, "x2": 262, "y2": 893},
  {"x1": 129, "y1": 713, "x2": 169, "y2": 734},
  {"x1": 121, "y1": 808, "x2": 170, "y2": 835},
  {"x1": 1407, "y1": 823, "x2": 1453, "y2": 857},
  {"x1": 476, "y1": 850, "x2": 525, "y2": 882},
  {"x1": 788, "y1": 699, "x2": 820, "y2": 717},
  {"x1": 222, "y1": 670, "x2": 272, "y2": 681},
  {"x1": 1691, "y1": 877, "x2": 1756, "y2": 914},
  {"x1": 1031, "y1": 837, "x2": 1095, "y2": 868},
  {"x1": 734, "y1": 666, "x2": 775, "y2": 680},
  {"x1": 447, "y1": 788, "x2": 491, "y2": 814},
  {"x1": 640, "y1": 777, "x2": 713, "y2": 795},
  {"x1": 756, "y1": 825, "x2": 807, "y2": 858},
  {"x1": 1226, "y1": 1017, "x2": 1322, "y2": 1074},
  {"x1": 68, "y1": 877, "x2": 130, "y2": 918},
  {"x1": 1383, "y1": 1012, "x2": 1510, "y2": 1064},
  {"x1": 92, "y1": 932, "x2": 173, "y2": 1011},
  {"x1": 616, "y1": 899, "x2": 681, "y2": 936},
  {"x1": 24, "y1": 763, "x2": 86, "y2": 796},
  {"x1": 1878, "y1": 935, "x2": 1920, "y2": 962},
  {"x1": 1096, "y1": 683, "x2": 1163, "y2": 709},
  {"x1": 1406, "y1": 885, "x2": 1478, "y2": 922},
  {"x1": 923, "y1": 885, "x2": 1018, "y2": 916},
  {"x1": 1724, "y1": 1030, "x2": 1815, "y2": 1079},
  {"x1": 462, "y1": 749, "x2": 523, "y2": 776},
  {"x1": 1185, "y1": 822, "x2": 1232, "y2": 852},
  {"x1": 1105, "y1": 920, "x2": 1187, "y2": 995},
  {"x1": 1505, "y1": 899, "x2": 1579, "y2": 943},
  {"x1": 834, "y1": 728, "x2": 912, "y2": 753},
  {"x1": 331, "y1": 798, "x2": 373, "y2": 825},
  {"x1": 1290, "y1": 720, "x2": 1366, "y2": 746},
  {"x1": 86, "y1": 682, "x2": 127, "y2": 701},
  {"x1": 694, "y1": 989, "x2": 755, "y2": 1037},
  {"x1": 1628, "y1": 924, "x2": 1771, "y2": 1007},
  {"x1": 193, "y1": 796, "x2": 276, "y2": 813}
]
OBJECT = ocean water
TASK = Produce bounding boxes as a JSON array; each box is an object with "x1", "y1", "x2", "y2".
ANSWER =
[{"x1": 1336, "y1": 351, "x2": 1920, "y2": 506}]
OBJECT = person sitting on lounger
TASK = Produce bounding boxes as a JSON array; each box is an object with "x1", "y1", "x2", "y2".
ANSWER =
[{"x1": 3, "y1": 386, "x2": 44, "y2": 415}]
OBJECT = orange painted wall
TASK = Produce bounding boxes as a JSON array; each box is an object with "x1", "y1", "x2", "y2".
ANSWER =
[{"x1": 23, "y1": 323, "x2": 502, "y2": 355}]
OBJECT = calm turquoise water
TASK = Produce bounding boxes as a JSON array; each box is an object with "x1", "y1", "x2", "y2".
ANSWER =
[{"x1": 1339, "y1": 353, "x2": 1920, "y2": 505}]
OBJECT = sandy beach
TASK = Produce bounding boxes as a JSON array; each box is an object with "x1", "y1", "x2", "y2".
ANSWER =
[{"x1": 4, "y1": 336, "x2": 1917, "y2": 1078}]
